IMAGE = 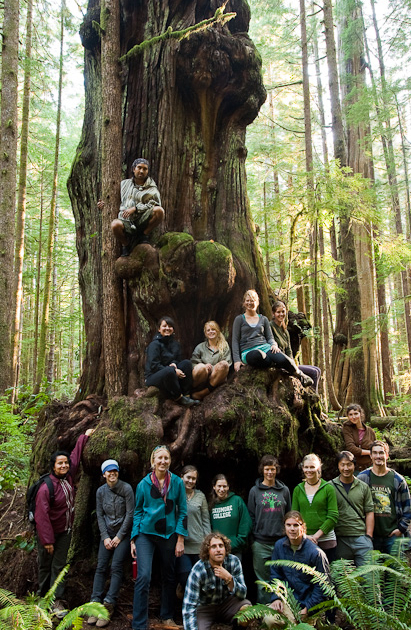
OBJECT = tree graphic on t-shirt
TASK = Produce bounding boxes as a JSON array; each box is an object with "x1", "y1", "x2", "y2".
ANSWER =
[{"x1": 261, "y1": 491, "x2": 282, "y2": 511}]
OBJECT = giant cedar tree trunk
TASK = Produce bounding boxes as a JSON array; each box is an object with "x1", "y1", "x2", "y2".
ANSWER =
[
  {"x1": 68, "y1": 0, "x2": 270, "y2": 398},
  {"x1": 16, "y1": 2, "x2": 346, "y2": 593}
]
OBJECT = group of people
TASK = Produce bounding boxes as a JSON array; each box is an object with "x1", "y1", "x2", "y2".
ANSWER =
[
  {"x1": 145, "y1": 290, "x2": 321, "y2": 410},
  {"x1": 34, "y1": 416, "x2": 411, "y2": 629}
]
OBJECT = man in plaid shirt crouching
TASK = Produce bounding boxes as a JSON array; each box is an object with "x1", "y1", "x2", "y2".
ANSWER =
[{"x1": 182, "y1": 532, "x2": 251, "y2": 629}]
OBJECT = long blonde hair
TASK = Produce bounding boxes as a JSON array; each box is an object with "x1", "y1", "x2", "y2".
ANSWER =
[{"x1": 204, "y1": 321, "x2": 229, "y2": 354}]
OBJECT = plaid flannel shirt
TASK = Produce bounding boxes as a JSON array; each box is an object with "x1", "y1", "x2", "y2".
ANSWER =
[{"x1": 182, "y1": 554, "x2": 247, "y2": 630}]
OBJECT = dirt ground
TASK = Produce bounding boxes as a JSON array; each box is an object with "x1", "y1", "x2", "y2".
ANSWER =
[{"x1": 0, "y1": 488, "x2": 240, "y2": 629}]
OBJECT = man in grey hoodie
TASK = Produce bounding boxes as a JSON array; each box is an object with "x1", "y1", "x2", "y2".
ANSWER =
[{"x1": 247, "y1": 455, "x2": 291, "y2": 603}]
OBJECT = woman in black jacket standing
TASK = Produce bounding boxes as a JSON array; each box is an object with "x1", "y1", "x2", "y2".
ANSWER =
[{"x1": 145, "y1": 316, "x2": 199, "y2": 407}]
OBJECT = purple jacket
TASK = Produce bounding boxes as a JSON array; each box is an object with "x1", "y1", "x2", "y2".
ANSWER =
[{"x1": 35, "y1": 434, "x2": 88, "y2": 545}]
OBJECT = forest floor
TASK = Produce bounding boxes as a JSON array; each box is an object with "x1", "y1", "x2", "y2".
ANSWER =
[{"x1": 0, "y1": 488, "x2": 239, "y2": 629}]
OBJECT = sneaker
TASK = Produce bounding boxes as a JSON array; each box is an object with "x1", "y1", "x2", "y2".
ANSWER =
[
  {"x1": 87, "y1": 616, "x2": 98, "y2": 625},
  {"x1": 297, "y1": 371, "x2": 314, "y2": 387},
  {"x1": 96, "y1": 603, "x2": 114, "y2": 627},
  {"x1": 179, "y1": 396, "x2": 200, "y2": 407},
  {"x1": 52, "y1": 600, "x2": 69, "y2": 619}
]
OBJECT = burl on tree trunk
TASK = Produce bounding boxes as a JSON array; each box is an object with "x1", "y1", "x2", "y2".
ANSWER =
[{"x1": 68, "y1": 0, "x2": 269, "y2": 398}]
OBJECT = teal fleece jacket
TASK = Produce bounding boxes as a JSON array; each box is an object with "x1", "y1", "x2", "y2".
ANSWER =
[
  {"x1": 210, "y1": 492, "x2": 252, "y2": 552},
  {"x1": 292, "y1": 479, "x2": 338, "y2": 536},
  {"x1": 131, "y1": 472, "x2": 188, "y2": 540}
]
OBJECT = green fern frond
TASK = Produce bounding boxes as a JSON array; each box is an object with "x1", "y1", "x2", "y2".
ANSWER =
[
  {"x1": 269, "y1": 559, "x2": 337, "y2": 600},
  {"x1": 234, "y1": 602, "x2": 276, "y2": 622},
  {"x1": 0, "y1": 589, "x2": 21, "y2": 608},
  {"x1": 56, "y1": 603, "x2": 108, "y2": 630},
  {"x1": 42, "y1": 565, "x2": 69, "y2": 610}
]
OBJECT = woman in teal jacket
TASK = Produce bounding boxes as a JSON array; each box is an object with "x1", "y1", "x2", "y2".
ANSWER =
[
  {"x1": 130, "y1": 445, "x2": 187, "y2": 630},
  {"x1": 209, "y1": 474, "x2": 252, "y2": 559},
  {"x1": 292, "y1": 453, "x2": 338, "y2": 563}
]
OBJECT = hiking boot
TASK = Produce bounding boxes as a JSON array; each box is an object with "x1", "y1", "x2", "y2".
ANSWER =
[
  {"x1": 179, "y1": 396, "x2": 200, "y2": 407},
  {"x1": 121, "y1": 245, "x2": 130, "y2": 257},
  {"x1": 159, "y1": 620, "x2": 179, "y2": 628},
  {"x1": 296, "y1": 371, "x2": 314, "y2": 387}
]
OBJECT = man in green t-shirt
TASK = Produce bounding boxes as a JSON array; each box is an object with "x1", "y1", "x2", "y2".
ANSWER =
[
  {"x1": 358, "y1": 441, "x2": 411, "y2": 554},
  {"x1": 333, "y1": 451, "x2": 374, "y2": 565}
]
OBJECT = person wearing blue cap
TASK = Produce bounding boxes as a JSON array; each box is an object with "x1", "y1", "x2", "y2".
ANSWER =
[
  {"x1": 87, "y1": 460, "x2": 134, "y2": 627},
  {"x1": 99, "y1": 158, "x2": 165, "y2": 257}
]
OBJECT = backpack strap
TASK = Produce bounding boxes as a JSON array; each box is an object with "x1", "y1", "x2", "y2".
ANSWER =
[{"x1": 331, "y1": 480, "x2": 365, "y2": 522}]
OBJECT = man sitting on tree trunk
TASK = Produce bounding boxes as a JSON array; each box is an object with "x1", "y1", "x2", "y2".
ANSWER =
[{"x1": 99, "y1": 158, "x2": 164, "y2": 257}]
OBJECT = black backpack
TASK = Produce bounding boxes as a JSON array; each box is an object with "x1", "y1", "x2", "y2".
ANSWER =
[{"x1": 26, "y1": 474, "x2": 55, "y2": 526}]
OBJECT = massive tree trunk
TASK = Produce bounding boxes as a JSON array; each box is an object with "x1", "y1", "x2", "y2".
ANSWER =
[{"x1": 68, "y1": 0, "x2": 269, "y2": 399}]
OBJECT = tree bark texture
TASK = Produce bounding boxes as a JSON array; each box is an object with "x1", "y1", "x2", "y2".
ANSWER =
[
  {"x1": 0, "y1": 0, "x2": 19, "y2": 394},
  {"x1": 100, "y1": 0, "x2": 128, "y2": 398},
  {"x1": 68, "y1": 0, "x2": 268, "y2": 398},
  {"x1": 34, "y1": 1, "x2": 64, "y2": 394},
  {"x1": 11, "y1": 0, "x2": 33, "y2": 402}
]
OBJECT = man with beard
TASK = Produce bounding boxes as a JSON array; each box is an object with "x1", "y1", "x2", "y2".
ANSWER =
[
  {"x1": 182, "y1": 533, "x2": 250, "y2": 629},
  {"x1": 105, "y1": 158, "x2": 164, "y2": 256},
  {"x1": 35, "y1": 429, "x2": 94, "y2": 617}
]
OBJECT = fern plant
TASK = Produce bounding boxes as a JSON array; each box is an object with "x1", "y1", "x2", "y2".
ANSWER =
[
  {"x1": 0, "y1": 566, "x2": 108, "y2": 630},
  {"x1": 236, "y1": 545, "x2": 411, "y2": 630}
]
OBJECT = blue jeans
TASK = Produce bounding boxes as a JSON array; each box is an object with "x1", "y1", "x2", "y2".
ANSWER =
[
  {"x1": 335, "y1": 535, "x2": 373, "y2": 567},
  {"x1": 132, "y1": 533, "x2": 177, "y2": 630},
  {"x1": 91, "y1": 537, "x2": 130, "y2": 605},
  {"x1": 373, "y1": 535, "x2": 408, "y2": 555}
]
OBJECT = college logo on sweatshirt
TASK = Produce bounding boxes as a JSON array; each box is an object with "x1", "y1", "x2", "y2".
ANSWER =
[
  {"x1": 261, "y1": 491, "x2": 283, "y2": 512},
  {"x1": 212, "y1": 505, "x2": 233, "y2": 519}
]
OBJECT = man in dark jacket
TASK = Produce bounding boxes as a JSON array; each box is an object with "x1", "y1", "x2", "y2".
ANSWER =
[
  {"x1": 265, "y1": 511, "x2": 330, "y2": 628},
  {"x1": 35, "y1": 429, "x2": 94, "y2": 617}
]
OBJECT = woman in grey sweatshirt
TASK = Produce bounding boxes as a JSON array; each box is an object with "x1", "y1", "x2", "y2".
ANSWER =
[{"x1": 88, "y1": 459, "x2": 134, "y2": 627}]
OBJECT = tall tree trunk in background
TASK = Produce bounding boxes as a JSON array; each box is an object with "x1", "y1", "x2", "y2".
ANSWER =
[
  {"x1": 312, "y1": 18, "x2": 340, "y2": 408},
  {"x1": 339, "y1": 0, "x2": 382, "y2": 414},
  {"x1": 300, "y1": 0, "x2": 318, "y2": 368},
  {"x1": 323, "y1": 0, "x2": 349, "y2": 405},
  {"x1": 99, "y1": 0, "x2": 127, "y2": 398},
  {"x1": 11, "y1": 0, "x2": 33, "y2": 402},
  {"x1": 0, "y1": 0, "x2": 19, "y2": 395},
  {"x1": 34, "y1": 1, "x2": 64, "y2": 394},
  {"x1": 47, "y1": 205, "x2": 59, "y2": 391},
  {"x1": 362, "y1": 4, "x2": 411, "y2": 370},
  {"x1": 68, "y1": 0, "x2": 267, "y2": 399},
  {"x1": 394, "y1": 95, "x2": 411, "y2": 237},
  {"x1": 33, "y1": 169, "x2": 45, "y2": 388}
]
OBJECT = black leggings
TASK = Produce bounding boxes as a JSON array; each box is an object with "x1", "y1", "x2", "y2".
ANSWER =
[
  {"x1": 145, "y1": 360, "x2": 193, "y2": 399},
  {"x1": 245, "y1": 349, "x2": 297, "y2": 375}
]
